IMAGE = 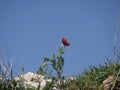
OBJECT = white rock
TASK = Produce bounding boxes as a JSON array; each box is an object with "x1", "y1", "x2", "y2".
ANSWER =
[
  {"x1": 24, "y1": 80, "x2": 46, "y2": 90},
  {"x1": 0, "y1": 78, "x2": 3, "y2": 81},
  {"x1": 24, "y1": 72, "x2": 34, "y2": 82},
  {"x1": 15, "y1": 72, "x2": 45, "y2": 82},
  {"x1": 52, "y1": 87, "x2": 58, "y2": 90},
  {"x1": 14, "y1": 72, "x2": 47, "y2": 90},
  {"x1": 25, "y1": 81, "x2": 39, "y2": 88},
  {"x1": 33, "y1": 73, "x2": 45, "y2": 82},
  {"x1": 46, "y1": 79, "x2": 52, "y2": 82},
  {"x1": 40, "y1": 80, "x2": 46, "y2": 90}
]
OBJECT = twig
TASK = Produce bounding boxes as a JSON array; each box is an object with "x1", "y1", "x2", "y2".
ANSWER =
[
  {"x1": 111, "y1": 15, "x2": 120, "y2": 90},
  {"x1": 114, "y1": 15, "x2": 119, "y2": 63},
  {"x1": 111, "y1": 69, "x2": 120, "y2": 90}
]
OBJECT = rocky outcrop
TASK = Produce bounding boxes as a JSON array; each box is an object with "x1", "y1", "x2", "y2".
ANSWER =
[
  {"x1": 14, "y1": 72, "x2": 77, "y2": 90},
  {"x1": 15, "y1": 72, "x2": 52, "y2": 90},
  {"x1": 103, "y1": 75, "x2": 120, "y2": 90},
  {"x1": 103, "y1": 75, "x2": 116, "y2": 90}
]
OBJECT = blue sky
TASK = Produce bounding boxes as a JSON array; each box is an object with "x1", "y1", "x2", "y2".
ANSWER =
[{"x1": 0, "y1": 0, "x2": 120, "y2": 76}]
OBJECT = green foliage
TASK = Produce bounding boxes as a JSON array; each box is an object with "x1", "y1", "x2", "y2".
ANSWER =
[
  {"x1": 37, "y1": 46, "x2": 65, "y2": 90},
  {"x1": 37, "y1": 46, "x2": 65, "y2": 79},
  {"x1": 37, "y1": 45, "x2": 120, "y2": 90},
  {"x1": 0, "y1": 56, "x2": 120, "y2": 90},
  {"x1": 0, "y1": 43, "x2": 120, "y2": 89},
  {"x1": 70, "y1": 58, "x2": 120, "y2": 90}
]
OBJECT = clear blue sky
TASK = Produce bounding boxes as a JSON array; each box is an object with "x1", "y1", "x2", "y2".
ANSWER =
[{"x1": 0, "y1": 0, "x2": 120, "y2": 76}]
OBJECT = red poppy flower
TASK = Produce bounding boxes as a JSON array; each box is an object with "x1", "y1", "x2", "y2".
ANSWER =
[{"x1": 62, "y1": 38, "x2": 70, "y2": 46}]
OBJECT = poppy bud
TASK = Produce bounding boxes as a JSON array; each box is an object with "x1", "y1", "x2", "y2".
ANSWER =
[{"x1": 62, "y1": 38, "x2": 70, "y2": 46}]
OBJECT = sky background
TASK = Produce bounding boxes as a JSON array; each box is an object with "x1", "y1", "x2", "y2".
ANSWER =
[{"x1": 0, "y1": 0, "x2": 120, "y2": 76}]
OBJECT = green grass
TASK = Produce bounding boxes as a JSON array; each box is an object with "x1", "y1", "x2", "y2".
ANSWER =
[
  {"x1": 1, "y1": 57, "x2": 120, "y2": 90},
  {"x1": 41, "y1": 59, "x2": 120, "y2": 90}
]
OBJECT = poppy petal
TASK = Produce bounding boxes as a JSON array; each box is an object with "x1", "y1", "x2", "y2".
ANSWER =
[
  {"x1": 62, "y1": 38, "x2": 70, "y2": 46},
  {"x1": 65, "y1": 43, "x2": 70, "y2": 46}
]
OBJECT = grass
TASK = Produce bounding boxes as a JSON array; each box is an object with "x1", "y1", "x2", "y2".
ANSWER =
[
  {"x1": 1, "y1": 55, "x2": 120, "y2": 90},
  {"x1": 42, "y1": 58, "x2": 120, "y2": 90}
]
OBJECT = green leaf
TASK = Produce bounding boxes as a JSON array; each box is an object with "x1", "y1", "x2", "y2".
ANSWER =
[
  {"x1": 43, "y1": 58, "x2": 50, "y2": 62},
  {"x1": 59, "y1": 47, "x2": 64, "y2": 55}
]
